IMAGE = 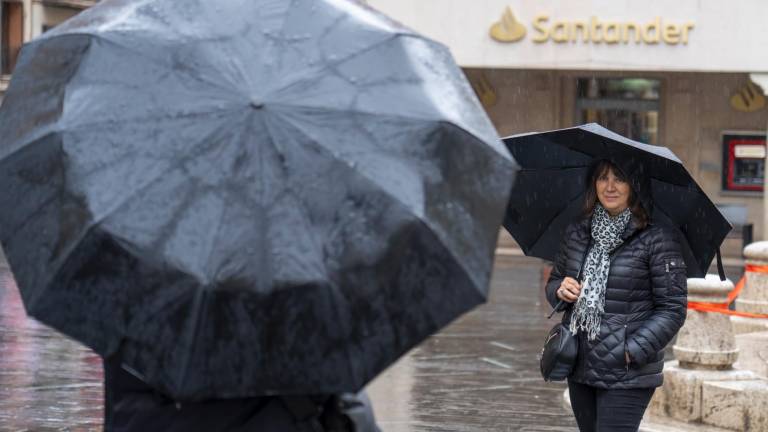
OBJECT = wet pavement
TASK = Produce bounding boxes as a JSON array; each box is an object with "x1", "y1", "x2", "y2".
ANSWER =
[
  {"x1": 0, "y1": 258, "x2": 104, "y2": 431},
  {"x1": 368, "y1": 256, "x2": 577, "y2": 431},
  {"x1": 0, "y1": 253, "x2": 577, "y2": 431}
]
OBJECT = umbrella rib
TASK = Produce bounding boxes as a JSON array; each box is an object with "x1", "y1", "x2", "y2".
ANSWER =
[
  {"x1": 265, "y1": 33, "x2": 400, "y2": 98},
  {"x1": 268, "y1": 102, "x2": 450, "y2": 125},
  {"x1": 267, "y1": 0, "x2": 404, "y2": 94},
  {"x1": 440, "y1": 119, "x2": 511, "y2": 161},
  {"x1": 276, "y1": 2, "x2": 347, "y2": 67},
  {"x1": 91, "y1": 112, "x2": 245, "y2": 227},
  {"x1": 271, "y1": 114, "x2": 485, "y2": 292},
  {"x1": 176, "y1": 287, "x2": 207, "y2": 393},
  {"x1": 73, "y1": 111, "x2": 245, "y2": 184},
  {"x1": 258, "y1": 115, "x2": 328, "y2": 277},
  {"x1": 196, "y1": 193, "x2": 231, "y2": 290},
  {"x1": 63, "y1": 104, "x2": 243, "y2": 133},
  {"x1": 31, "y1": 115, "x2": 245, "y2": 310},
  {"x1": 266, "y1": 112, "x2": 436, "y2": 223},
  {"x1": 322, "y1": 279, "x2": 360, "y2": 389},
  {"x1": 0, "y1": 126, "x2": 58, "y2": 172},
  {"x1": 270, "y1": 104, "x2": 511, "y2": 163},
  {"x1": 91, "y1": 35, "x2": 239, "y2": 96}
]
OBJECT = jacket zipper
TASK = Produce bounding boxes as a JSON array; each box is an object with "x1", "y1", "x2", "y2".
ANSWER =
[
  {"x1": 624, "y1": 324, "x2": 629, "y2": 372},
  {"x1": 610, "y1": 235, "x2": 637, "y2": 375}
]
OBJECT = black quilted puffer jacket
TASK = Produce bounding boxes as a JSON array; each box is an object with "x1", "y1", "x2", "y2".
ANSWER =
[{"x1": 545, "y1": 215, "x2": 687, "y2": 389}]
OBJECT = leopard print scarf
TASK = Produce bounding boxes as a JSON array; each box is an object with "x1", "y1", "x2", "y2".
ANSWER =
[{"x1": 570, "y1": 204, "x2": 631, "y2": 340}]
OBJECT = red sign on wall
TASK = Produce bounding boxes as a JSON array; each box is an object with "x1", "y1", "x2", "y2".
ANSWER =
[{"x1": 722, "y1": 133, "x2": 766, "y2": 192}]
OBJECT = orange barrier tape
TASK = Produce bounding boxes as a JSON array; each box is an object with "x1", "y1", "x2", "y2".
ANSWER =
[{"x1": 687, "y1": 264, "x2": 768, "y2": 319}]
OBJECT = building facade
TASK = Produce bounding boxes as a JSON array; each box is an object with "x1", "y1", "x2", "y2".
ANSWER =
[{"x1": 369, "y1": 0, "x2": 768, "y2": 247}]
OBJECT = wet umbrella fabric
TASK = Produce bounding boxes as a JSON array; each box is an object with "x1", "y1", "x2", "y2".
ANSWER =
[
  {"x1": 503, "y1": 123, "x2": 730, "y2": 278},
  {"x1": 0, "y1": 0, "x2": 516, "y2": 400}
]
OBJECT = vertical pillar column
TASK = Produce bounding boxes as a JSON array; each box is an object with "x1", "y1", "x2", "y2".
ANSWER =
[
  {"x1": 739, "y1": 242, "x2": 768, "y2": 315},
  {"x1": 674, "y1": 276, "x2": 738, "y2": 369}
]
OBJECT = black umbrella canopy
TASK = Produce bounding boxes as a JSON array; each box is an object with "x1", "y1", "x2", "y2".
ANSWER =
[
  {"x1": 503, "y1": 123, "x2": 730, "y2": 277},
  {"x1": 0, "y1": 0, "x2": 516, "y2": 400}
]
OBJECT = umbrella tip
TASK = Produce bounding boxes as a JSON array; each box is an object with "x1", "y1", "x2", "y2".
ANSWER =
[{"x1": 250, "y1": 100, "x2": 265, "y2": 110}]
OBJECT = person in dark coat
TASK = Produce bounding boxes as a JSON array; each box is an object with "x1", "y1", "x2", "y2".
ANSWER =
[
  {"x1": 102, "y1": 354, "x2": 381, "y2": 432},
  {"x1": 545, "y1": 159, "x2": 687, "y2": 432}
]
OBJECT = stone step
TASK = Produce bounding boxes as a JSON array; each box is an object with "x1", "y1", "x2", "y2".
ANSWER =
[
  {"x1": 640, "y1": 415, "x2": 734, "y2": 432},
  {"x1": 734, "y1": 331, "x2": 768, "y2": 379},
  {"x1": 649, "y1": 362, "x2": 758, "y2": 423},
  {"x1": 701, "y1": 379, "x2": 768, "y2": 431},
  {"x1": 563, "y1": 371, "x2": 768, "y2": 432},
  {"x1": 731, "y1": 316, "x2": 768, "y2": 335}
]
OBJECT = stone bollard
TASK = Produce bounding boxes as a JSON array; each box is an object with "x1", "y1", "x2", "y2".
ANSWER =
[
  {"x1": 645, "y1": 273, "x2": 768, "y2": 431},
  {"x1": 739, "y1": 242, "x2": 768, "y2": 315},
  {"x1": 649, "y1": 275, "x2": 758, "y2": 425},
  {"x1": 732, "y1": 242, "x2": 768, "y2": 334},
  {"x1": 673, "y1": 275, "x2": 738, "y2": 369}
]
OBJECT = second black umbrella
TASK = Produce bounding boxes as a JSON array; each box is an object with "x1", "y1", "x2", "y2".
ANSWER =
[{"x1": 503, "y1": 123, "x2": 730, "y2": 278}]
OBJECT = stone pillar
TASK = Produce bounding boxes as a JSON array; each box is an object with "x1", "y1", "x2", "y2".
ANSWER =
[
  {"x1": 649, "y1": 275, "x2": 758, "y2": 425},
  {"x1": 732, "y1": 242, "x2": 768, "y2": 379},
  {"x1": 735, "y1": 331, "x2": 768, "y2": 379},
  {"x1": 674, "y1": 275, "x2": 738, "y2": 369},
  {"x1": 739, "y1": 242, "x2": 768, "y2": 315},
  {"x1": 646, "y1": 272, "x2": 768, "y2": 430}
]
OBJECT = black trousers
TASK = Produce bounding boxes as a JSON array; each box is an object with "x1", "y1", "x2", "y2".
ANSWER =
[{"x1": 568, "y1": 380, "x2": 655, "y2": 432}]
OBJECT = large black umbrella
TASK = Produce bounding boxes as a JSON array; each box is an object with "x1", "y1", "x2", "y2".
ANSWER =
[
  {"x1": 0, "y1": 0, "x2": 516, "y2": 400},
  {"x1": 503, "y1": 123, "x2": 730, "y2": 277}
]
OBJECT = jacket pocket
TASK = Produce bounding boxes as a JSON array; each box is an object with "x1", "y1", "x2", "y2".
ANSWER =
[
  {"x1": 624, "y1": 323, "x2": 629, "y2": 372},
  {"x1": 665, "y1": 258, "x2": 687, "y2": 296},
  {"x1": 585, "y1": 315, "x2": 628, "y2": 380}
]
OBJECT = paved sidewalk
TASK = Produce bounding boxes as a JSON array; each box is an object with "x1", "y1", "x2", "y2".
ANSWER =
[
  {"x1": 368, "y1": 257, "x2": 576, "y2": 431},
  {"x1": 0, "y1": 259, "x2": 103, "y2": 431}
]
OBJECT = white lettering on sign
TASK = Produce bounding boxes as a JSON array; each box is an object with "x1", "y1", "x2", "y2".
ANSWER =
[{"x1": 734, "y1": 145, "x2": 767, "y2": 159}]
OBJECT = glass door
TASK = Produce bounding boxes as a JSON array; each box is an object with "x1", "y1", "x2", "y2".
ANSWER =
[{"x1": 576, "y1": 77, "x2": 661, "y2": 145}]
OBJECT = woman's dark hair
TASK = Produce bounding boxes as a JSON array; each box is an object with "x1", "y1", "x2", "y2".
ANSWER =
[{"x1": 583, "y1": 159, "x2": 649, "y2": 228}]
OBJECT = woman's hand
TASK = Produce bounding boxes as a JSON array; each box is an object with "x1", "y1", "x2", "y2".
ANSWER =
[{"x1": 557, "y1": 277, "x2": 582, "y2": 303}]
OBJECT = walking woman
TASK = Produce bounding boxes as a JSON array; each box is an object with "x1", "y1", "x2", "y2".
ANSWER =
[{"x1": 545, "y1": 159, "x2": 687, "y2": 432}]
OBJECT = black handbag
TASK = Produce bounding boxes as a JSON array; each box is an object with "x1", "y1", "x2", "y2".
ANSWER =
[
  {"x1": 540, "y1": 321, "x2": 578, "y2": 381},
  {"x1": 539, "y1": 236, "x2": 591, "y2": 382}
]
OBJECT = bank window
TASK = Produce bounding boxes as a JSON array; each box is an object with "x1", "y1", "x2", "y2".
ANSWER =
[
  {"x1": 576, "y1": 78, "x2": 660, "y2": 145},
  {"x1": 722, "y1": 132, "x2": 765, "y2": 192},
  {"x1": 1, "y1": 0, "x2": 24, "y2": 75}
]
